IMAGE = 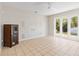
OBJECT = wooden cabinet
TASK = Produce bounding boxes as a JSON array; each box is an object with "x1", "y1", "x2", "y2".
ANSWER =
[{"x1": 3, "y1": 24, "x2": 19, "y2": 47}]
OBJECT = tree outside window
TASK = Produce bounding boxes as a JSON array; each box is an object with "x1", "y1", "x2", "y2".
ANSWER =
[
  {"x1": 56, "y1": 17, "x2": 60, "y2": 33},
  {"x1": 71, "y1": 16, "x2": 78, "y2": 35},
  {"x1": 62, "y1": 17, "x2": 68, "y2": 34}
]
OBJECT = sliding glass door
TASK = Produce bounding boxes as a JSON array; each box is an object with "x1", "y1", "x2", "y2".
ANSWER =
[
  {"x1": 55, "y1": 16, "x2": 78, "y2": 36},
  {"x1": 62, "y1": 17, "x2": 68, "y2": 34},
  {"x1": 70, "y1": 16, "x2": 78, "y2": 35}
]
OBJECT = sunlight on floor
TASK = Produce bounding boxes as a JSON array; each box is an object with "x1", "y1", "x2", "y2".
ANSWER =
[{"x1": 0, "y1": 36, "x2": 79, "y2": 56}]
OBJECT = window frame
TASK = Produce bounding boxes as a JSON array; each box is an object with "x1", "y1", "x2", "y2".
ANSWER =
[{"x1": 55, "y1": 16, "x2": 79, "y2": 37}]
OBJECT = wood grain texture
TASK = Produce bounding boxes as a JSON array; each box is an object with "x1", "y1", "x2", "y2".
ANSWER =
[{"x1": 1, "y1": 36, "x2": 79, "y2": 56}]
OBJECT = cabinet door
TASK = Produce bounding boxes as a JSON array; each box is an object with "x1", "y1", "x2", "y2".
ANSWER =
[
  {"x1": 15, "y1": 25, "x2": 18, "y2": 44},
  {"x1": 4, "y1": 25, "x2": 12, "y2": 47},
  {"x1": 12, "y1": 25, "x2": 18, "y2": 44}
]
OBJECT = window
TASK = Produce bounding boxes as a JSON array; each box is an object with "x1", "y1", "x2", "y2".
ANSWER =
[
  {"x1": 70, "y1": 16, "x2": 78, "y2": 35},
  {"x1": 62, "y1": 17, "x2": 68, "y2": 34},
  {"x1": 56, "y1": 17, "x2": 60, "y2": 33},
  {"x1": 55, "y1": 16, "x2": 78, "y2": 36}
]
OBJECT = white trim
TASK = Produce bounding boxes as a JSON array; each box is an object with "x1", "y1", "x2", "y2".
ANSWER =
[
  {"x1": 54, "y1": 15, "x2": 79, "y2": 41},
  {"x1": 60, "y1": 17, "x2": 62, "y2": 35},
  {"x1": 55, "y1": 36, "x2": 79, "y2": 43},
  {"x1": 19, "y1": 35, "x2": 46, "y2": 41},
  {"x1": 78, "y1": 16, "x2": 79, "y2": 36},
  {"x1": 54, "y1": 17, "x2": 56, "y2": 35},
  {"x1": 68, "y1": 16, "x2": 71, "y2": 36},
  {"x1": 0, "y1": 48, "x2": 1, "y2": 54}
]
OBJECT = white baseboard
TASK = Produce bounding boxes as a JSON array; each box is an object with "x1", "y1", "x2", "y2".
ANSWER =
[
  {"x1": 19, "y1": 35, "x2": 46, "y2": 41},
  {"x1": 55, "y1": 34, "x2": 79, "y2": 42}
]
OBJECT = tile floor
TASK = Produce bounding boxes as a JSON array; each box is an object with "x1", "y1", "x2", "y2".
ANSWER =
[{"x1": 0, "y1": 36, "x2": 79, "y2": 56}]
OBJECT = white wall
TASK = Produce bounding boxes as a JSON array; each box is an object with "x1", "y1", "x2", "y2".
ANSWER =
[
  {"x1": 22, "y1": 14, "x2": 48, "y2": 40},
  {"x1": 48, "y1": 16, "x2": 54, "y2": 36},
  {"x1": 0, "y1": 3, "x2": 2, "y2": 48},
  {"x1": 0, "y1": 5, "x2": 48, "y2": 48},
  {"x1": 2, "y1": 5, "x2": 24, "y2": 42}
]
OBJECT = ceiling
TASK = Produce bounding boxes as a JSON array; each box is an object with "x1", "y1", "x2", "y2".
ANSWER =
[{"x1": 2, "y1": 2, "x2": 79, "y2": 15}]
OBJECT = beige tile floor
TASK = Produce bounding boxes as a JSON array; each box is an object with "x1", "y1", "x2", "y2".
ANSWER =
[{"x1": 0, "y1": 36, "x2": 79, "y2": 56}]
